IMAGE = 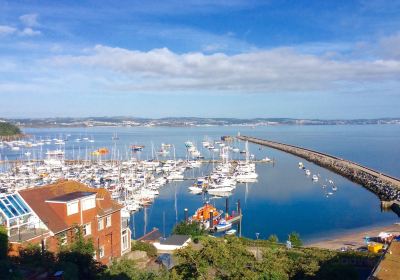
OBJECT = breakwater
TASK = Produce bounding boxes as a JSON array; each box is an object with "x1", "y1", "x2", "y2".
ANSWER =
[{"x1": 237, "y1": 135, "x2": 400, "y2": 202}]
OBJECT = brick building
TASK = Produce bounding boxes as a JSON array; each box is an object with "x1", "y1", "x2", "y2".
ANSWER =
[{"x1": 0, "y1": 180, "x2": 131, "y2": 265}]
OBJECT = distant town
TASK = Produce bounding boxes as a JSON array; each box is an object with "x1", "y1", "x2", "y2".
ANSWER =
[{"x1": 1, "y1": 117, "x2": 400, "y2": 128}]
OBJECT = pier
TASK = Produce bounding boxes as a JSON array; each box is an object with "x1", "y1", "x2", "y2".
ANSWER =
[{"x1": 237, "y1": 135, "x2": 400, "y2": 202}]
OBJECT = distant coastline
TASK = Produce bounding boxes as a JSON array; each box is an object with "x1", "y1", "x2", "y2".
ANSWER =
[{"x1": 1, "y1": 117, "x2": 400, "y2": 129}]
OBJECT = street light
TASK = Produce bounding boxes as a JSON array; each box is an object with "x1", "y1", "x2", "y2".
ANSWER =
[{"x1": 255, "y1": 232, "x2": 260, "y2": 260}]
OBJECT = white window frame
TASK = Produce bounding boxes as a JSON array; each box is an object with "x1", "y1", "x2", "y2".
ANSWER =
[
  {"x1": 105, "y1": 215, "x2": 111, "y2": 228},
  {"x1": 83, "y1": 223, "x2": 91, "y2": 236},
  {"x1": 98, "y1": 218, "x2": 104, "y2": 231},
  {"x1": 82, "y1": 197, "x2": 95, "y2": 211},
  {"x1": 121, "y1": 230, "x2": 129, "y2": 251},
  {"x1": 67, "y1": 201, "x2": 79, "y2": 215}
]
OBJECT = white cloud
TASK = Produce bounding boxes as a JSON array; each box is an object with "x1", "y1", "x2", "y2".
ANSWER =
[
  {"x1": 19, "y1": 13, "x2": 39, "y2": 27},
  {"x1": 19, "y1": 27, "x2": 41, "y2": 36},
  {"x1": 51, "y1": 45, "x2": 400, "y2": 93},
  {"x1": 379, "y1": 32, "x2": 400, "y2": 60},
  {"x1": 0, "y1": 25, "x2": 17, "y2": 36}
]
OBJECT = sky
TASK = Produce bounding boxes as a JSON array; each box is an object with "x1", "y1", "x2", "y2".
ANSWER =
[{"x1": 0, "y1": 0, "x2": 400, "y2": 119}]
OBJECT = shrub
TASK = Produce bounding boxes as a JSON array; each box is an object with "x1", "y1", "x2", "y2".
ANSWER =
[
  {"x1": 172, "y1": 221, "x2": 205, "y2": 237},
  {"x1": 131, "y1": 241, "x2": 157, "y2": 258}
]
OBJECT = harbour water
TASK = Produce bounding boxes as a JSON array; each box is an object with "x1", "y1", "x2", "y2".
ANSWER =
[{"x1": 1, "y1": 125, "x2": 400, "y2": 242}]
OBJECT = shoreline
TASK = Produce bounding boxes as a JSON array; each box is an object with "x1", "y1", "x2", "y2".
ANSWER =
[{"x1": 306, "y1": 222, "x2": 400, "y2": 250}]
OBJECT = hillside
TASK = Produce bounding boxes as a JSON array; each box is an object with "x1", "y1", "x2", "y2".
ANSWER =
[{"x1": 0, "y1": 122, "x2": 21, "y2": 137}]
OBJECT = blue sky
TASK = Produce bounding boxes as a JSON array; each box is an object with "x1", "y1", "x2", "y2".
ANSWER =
[{"x1": 1, "y1": 0, "x2": 400, "y2": 119}]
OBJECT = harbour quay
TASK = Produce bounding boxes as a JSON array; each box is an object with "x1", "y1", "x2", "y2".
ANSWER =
[{"x1": 237, "y1": 135, "x2": 400, "y2": 204}]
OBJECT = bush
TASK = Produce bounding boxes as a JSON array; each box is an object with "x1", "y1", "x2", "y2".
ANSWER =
[
  {"x1": 172, "y1": 221, "x2": 205, "y2": 237},
  {"x1": 131, "y1": 241, "x2": 157, "y2": 258},
  {"x1": 268, "y1": 234, "x2": 279, "y2": 243},
  {"x1": 288, "y1": 231, "x2": 303, "y2": 247}
]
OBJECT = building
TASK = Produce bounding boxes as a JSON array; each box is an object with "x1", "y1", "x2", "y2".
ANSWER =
[
  {"x1": 137, "y1": 227, "x2": 163, "y2": 243},
  {"x1": 153, "y1": 235, "x2": 191, "y2": 252},
  {"x1": 0, "y1": 180, "x2": 131, "y2": 265}
]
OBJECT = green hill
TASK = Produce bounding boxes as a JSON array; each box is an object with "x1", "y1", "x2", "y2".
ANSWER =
[{"x1": 0, "y1": 122, "x2": 21, "y2": 136}]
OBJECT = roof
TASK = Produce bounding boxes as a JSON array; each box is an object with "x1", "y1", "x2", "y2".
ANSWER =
[
  {"x1": 156, "y1": 253, "x2": 175, "y2": 270},
  {"x1": 46, "y1": 191, "x2": 96, "y2": 203},
  {"x1": 0, "y1": 193, "x2": 31, "y2": 219},
  {"x1": 160, "y1": 235, "x2": 191, "y2": 246},
  {"x1": 19, "y1": 180, "x2": 123, "y2": 234},
  {"x1": 137, "y1": 227, "x2": 163, "y2": 242}
]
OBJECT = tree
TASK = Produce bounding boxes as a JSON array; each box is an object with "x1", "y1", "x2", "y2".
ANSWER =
[
  {"x1": 268, "y1": 234, "x2": 279, "y2": 243},
  {"x1": 172, "y1": 221, "x2": 205, "y2": 237},
  {"x1": 288, "y1": 232, "x2": 303, "y2": 247},
  {"x1": 0, "y1": 225, "x2": 8, "y2": 260},
  {"x1": 0, "y1": 122, "x2": 21, "y2": 136},
  {"x1": 57, "y1": 226, "x2": 104, "y2": 280},
  {"x1": 104, "y1": 259, "x2": 168, "y2": 280}
]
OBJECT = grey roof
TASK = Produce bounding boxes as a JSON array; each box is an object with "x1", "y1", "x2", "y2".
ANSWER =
[
  {"x1": 160, "y1": 235, "x2": 190, "y2": 246},
  {"x1": 47, "y1": 191, "x2": 96, "y2": 202},
  {"x1": 156, "y1": 253, "x2": 175, "y2": 270}
]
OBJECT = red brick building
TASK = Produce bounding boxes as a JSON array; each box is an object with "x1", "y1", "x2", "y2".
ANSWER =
[{"x1": 2, "y1": 180, "x2": 131, "y2": 265}]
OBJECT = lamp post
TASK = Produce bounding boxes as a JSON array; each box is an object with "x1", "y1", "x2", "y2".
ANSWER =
[{"x1": 255, "y1": 232, "x2": 260, "y2": 260}]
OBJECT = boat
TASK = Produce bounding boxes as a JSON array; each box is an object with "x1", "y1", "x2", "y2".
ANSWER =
[
  {"x1": 261, "y1": 157, "x2": 272, "y2": 162},
  {"x1": 188, "y1": 186, "x2": 204, "y2": 194},
  {"x1": 305, "y1": 169, "x2": 311, "y2": 176},
  {"x1": 225, "y1": 229, "x2": 237, "y2": 235},
  {"x1": 185, "y1": 141, "x2": 194, "y2": 148},
  {"x1": 131, "y1": 145, "x2": 145, "y2": 152},
  {"x1": 207, "y1": 186, "x2": 234, "y2": 195},
  {"x1": 191, "y1": 203, "x2": 223, "y2": 225},
  {"x1": 214, "y1": 219, "x2": 232, "y2": 231},
  {"x1": 332, "y1": 185, "x2": 338, "y2": 191},
  {"x1": 111, "y1": 133, "x2": 119, "y2": 140},
  {"x1": 312, "y1": 175, "x2": 319, "y2": 181},
  {"x1": 45, "y1": 149, "x2": 65, "y2": 156},
  {"x1": 299, "y1": 162, "x2": 304, "y2": 168}
]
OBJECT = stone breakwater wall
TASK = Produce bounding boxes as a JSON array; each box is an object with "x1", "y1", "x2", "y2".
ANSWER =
[{"x1": 237, "y1": 135, "x2": 400, "y2": 201}]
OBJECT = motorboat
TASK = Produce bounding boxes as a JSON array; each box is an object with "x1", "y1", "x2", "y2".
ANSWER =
[
  {"x1": 225, "y1": 229, "x2": 237, "y2": 235},
  {"x1": 214, "y1": 219, "x2": 232, "y2": 231}
]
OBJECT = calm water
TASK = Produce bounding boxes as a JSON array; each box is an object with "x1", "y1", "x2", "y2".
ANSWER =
[{"x1": 2, "y1": 125, "x2": 400, "y2": 242}]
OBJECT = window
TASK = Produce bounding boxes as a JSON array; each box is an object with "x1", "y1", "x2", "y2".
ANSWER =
[
  {"x1": 99, "y1": 245, "x2": 105, "y2": 258},
  {"x1": 98, "y1": 218, "x2": 104, "y2": 231},
  {"x1": 105, "y1": 215, "x2": 111, "y2": 228},
  {"x1": 67, "y1": 201, "x2": 78, "y2": 215},
  {"x1": 122, "y1": 230, "x2": 129, "y2": 251},
  {"x1": 83, "y1": 223, "x2": 91, "y2": 236},
  {"x1": 82, "y1": 197, "x2": 95, "y2": 211}
]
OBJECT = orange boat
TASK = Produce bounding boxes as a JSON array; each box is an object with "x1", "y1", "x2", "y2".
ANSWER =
[
  {"x1": 91, "y1": 148, "x2": 109, "y2": 156},
  {"x1": 191, "y1": 203, "x2": 223, "y2": 225}
]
